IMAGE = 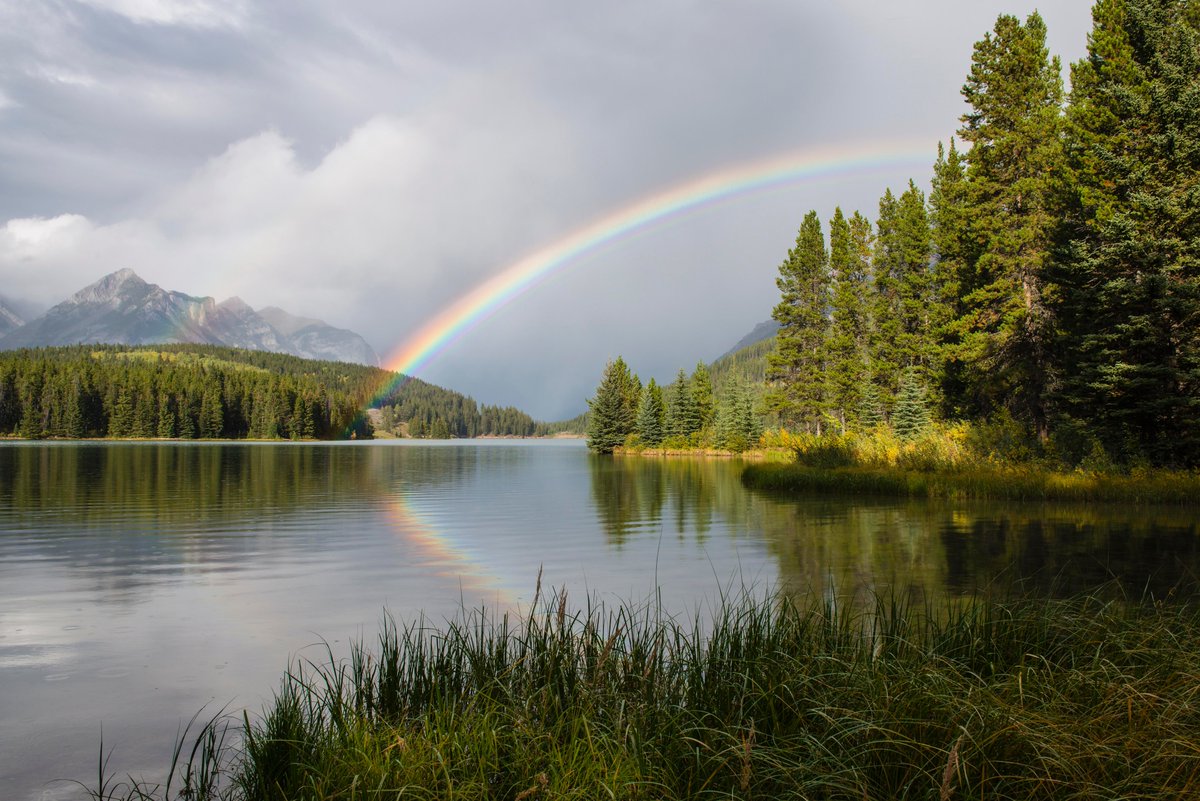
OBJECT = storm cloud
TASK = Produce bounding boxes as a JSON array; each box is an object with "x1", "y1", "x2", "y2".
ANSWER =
[{"x1": 0, "y1": 0, "x2": 1092, "y2": 419}]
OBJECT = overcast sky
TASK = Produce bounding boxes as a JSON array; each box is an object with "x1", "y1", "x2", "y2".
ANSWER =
[{"x1": 0, "y1": 0, "x2": 1093, "y2": 420}]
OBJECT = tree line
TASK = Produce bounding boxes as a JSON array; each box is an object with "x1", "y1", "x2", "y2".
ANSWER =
[
  {"x1": 0, "y1": 344, "x2": 554, "y2": 440},
  {"x1": 586, "y1": 358, "x2": 763, "y2": 454},
  {"x1": 750, "y1": 0, "x2": 1198, "y2": 467}
]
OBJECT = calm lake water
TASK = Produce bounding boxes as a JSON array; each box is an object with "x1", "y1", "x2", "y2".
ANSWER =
[{"x1": 2, "y1": 440, "x2": 1199, "y2": 800}]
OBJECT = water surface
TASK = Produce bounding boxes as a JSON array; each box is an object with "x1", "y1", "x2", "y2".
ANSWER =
[{"x1": 1, "y1": 440, "x2": 1197, "y2": 800}]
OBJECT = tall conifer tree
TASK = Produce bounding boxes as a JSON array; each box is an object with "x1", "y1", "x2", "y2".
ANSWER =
[
  {"x1": 766, "y1": 210, "x2": 831, "y2": 432},
  {"x1": 956, "y1": 11, "x2": 1065, "y2": 438},
  {"x1": 827, "y1": 207, "x2": 870, "y2": 431},
  {"x1": 586, "y1": 358, "x2": 637, "y2": 454},
  {"x1": 1055, "y1": 0, "x2": 1200, "y2": 464}
]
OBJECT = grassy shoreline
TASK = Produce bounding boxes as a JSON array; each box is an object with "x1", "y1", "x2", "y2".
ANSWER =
[
  {"x1": 742, "y1": 461, "x2": 1200, "y2": 505},
  {"x1": 88, "y1": 589, "x2": 1200, "y2": 800}
]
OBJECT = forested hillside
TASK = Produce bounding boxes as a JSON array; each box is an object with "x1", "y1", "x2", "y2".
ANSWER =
[
  {"x1": 0, "y1": 345, "x2": 548, "y2": 440},
  {"x1": 588, "y1": 0, "x2": 1200, "y2": 467}
]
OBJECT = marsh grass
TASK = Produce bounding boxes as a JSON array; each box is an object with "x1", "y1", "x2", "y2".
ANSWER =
[
  {"x1": 85, "y1": 586, "x2": 1200, "y2": 800},
  {"x1": 741, "y1": 460, "x2": 1200, "y2": 504}
]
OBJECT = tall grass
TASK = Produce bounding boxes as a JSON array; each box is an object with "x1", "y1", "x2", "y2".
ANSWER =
[
  {"x1": 749, "y1": 426, "x2": 1200, "y2": 504},
  {"x1": 86, "y1": 587, "x2": 1200, "y2": 800}
]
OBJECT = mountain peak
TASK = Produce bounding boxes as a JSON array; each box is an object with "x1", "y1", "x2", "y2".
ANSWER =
[
  {"x1": 218, "y1": 296, "x2": 252, "y2": 314},
  {"x1": 71, "y1": 268, "x2": 149, "y2": 304}
]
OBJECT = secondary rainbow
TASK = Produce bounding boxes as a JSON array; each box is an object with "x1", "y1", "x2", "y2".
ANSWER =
[{"x1": 374, "y1": 139, "x2": 933, "y2": 399}]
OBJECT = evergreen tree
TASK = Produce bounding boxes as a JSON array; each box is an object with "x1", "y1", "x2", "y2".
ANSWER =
[
  {"x1": 870, "y1": 189, "x2": 903, "y2": 409},
  {"x1": 766, "y1": 210, "x2": 831, "y2": 432},
  {"x1": 827, "y1": 207, "x2": 871, "y2": 431},
  {"x1": 955, "y1": 11, "x2": 1065, "y2": 438},
  {"x1": 667, "y1": 369, "x2": 700, "y2": 439},
  {"x1": 893, "y1": 368, "x2": 932, "y2": 441},
  {"x1": 157, "y1": 394, "x2": 176, "y2": 439},
  {"x1": 859, "y1": 382, "x2": 886, "y2": 430},
  {"x1": 930, "y1": 138, "x2": 973, "y2": 417},
  {"x1": 587, "y1": 357, "x2": 637, "y2": 454},
  {"x1": 63, "y1": 379, "x2": 85, "y2": 439},
  {"x1": 108, "y1": 389, "x2": 133, "y2": 438},
  {"x1": 715, "y1": 377, "x2": 762, "y2": 452},
  {"x1": 690, "y1": 362, "x2": 715, "y2": 433},
  {"x1": 1055, "y1": 0, "x2": 1200, "y2": 465},
  {"x1": 636, "y1": 378, "x2": 666, "y2": 446},
  {"x1": 872, "y1": 184, "x2": 936, "y2": 402},
  {"x1": 200, "y1": 388, "x2": 224, "y2": 439}
]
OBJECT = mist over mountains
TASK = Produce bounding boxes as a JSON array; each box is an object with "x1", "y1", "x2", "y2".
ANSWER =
[{"x1": 0, "y1": 269, "x2": 379, "y2": 366}]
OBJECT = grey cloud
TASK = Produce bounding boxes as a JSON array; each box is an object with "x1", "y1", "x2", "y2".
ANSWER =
[{"x1": 0, "y1": 0, "x2": 1093, "y2": 419}]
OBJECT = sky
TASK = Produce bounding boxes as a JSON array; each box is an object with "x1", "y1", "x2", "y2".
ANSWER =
[{"x1": 0, "y1": 0, "x2": 1094, "y2": 420}]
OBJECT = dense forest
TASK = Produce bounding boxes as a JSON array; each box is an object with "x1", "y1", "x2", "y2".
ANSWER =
[
  {"x1": 590, "y1": 0, "x2": 1200, "y2": 467},
  {"x1": 0, "y1": 344, "x2": 555, "y2": 440}
]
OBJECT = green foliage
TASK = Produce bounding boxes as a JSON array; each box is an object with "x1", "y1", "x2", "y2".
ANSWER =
[
  {"x1": 689, "y1": 361, "x2": 715, "y2": 432},
  {"x1": 636, "y1": 378, "x2": 666, "y2": 446},
  {"x1": 766, "y1": 210, "x2": 830, "y2": 432},
  {"x1": 826, "y1": 207, "x2": 871, "y2": 431},
  {"x1": 586, "y1": 357, "x2": 637, "y2": 454},
  {"x1": 893, "y1": 368, "x2": 932, "y2": 441},
  {"x1": 87, "y1": 591, "x2": 1200, "y2": 801},
  {"x1": 666, "y1": 368, "x2": 700, "y2": 439},
  {"x1": 954, "y1": 11, "x2": 1064, "y2": 435},
  {"x1": 714, "y1": 376, "x2": 762, "y2": 452},
  {"x1": 0, "y1": 344, "x2": 522, "y2": 441},
  {"x1": 1053, "y1": 0, "x2": 1200, "y2": 466}
]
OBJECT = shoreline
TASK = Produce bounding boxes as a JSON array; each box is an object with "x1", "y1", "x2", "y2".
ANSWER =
[{"x1": 742, "y1": 461, "x2": 1200, "y2": 506}]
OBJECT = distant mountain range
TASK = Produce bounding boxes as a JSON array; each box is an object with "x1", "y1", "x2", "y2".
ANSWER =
[
  {"x1": 717, "y1": 319, "x2": 778, "y2": 360},
  {"x1": 0, "y1": 269, "x2": 379, "y2": 365},
  {"x1": 0, "y1": 298, "x2": 24, "y2": 337}
]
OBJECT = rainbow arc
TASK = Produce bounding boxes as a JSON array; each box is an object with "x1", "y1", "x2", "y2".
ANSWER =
[{"x1": 369, "y1": 140, "x2": 933, "y2": 406}]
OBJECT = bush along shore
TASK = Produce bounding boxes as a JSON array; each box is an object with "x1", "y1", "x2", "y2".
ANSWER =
[
  {"x1": 86, "y1": 587, "x2": 1200, "y2": 800},
  {"x1": 740, "y1": 426, "x2": 1200, "y2": 506}
]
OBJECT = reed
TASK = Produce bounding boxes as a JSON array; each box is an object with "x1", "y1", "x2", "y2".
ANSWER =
[
  {"x1": 741, "y1": 461, "x2": 1200, "y2": 504},
  {"x1": 85, "y1": 589, "x2": 1200, "y2": 800}
]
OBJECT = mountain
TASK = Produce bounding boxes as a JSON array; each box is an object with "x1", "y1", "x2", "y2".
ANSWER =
[
  {"x1": 0, "y1": 298, "x2": 24, "y2": 336},
  {"x1": 258, "y1": 306, "x2": 379, "y2": 366},
  {"x1": 717, "y1": 319, "x2": 779, "y2": 361},
  {"x1": 0, "y1": 269, "x2": 380, "y2": 365}
]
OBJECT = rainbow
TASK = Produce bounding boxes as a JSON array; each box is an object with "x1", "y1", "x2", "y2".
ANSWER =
[{"x1": 372, "y1": 139, "x2": 933, "y2": 402}]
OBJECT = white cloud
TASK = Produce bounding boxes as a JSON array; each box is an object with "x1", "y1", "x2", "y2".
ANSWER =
[{"x1": 0, "y1": 105, "x2": 578, "y2": 358}]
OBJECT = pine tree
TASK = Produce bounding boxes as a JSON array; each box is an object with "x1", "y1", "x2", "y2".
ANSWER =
[
  {"x1": 109, "y1": 389, "x2": 134, "y2": 438},
  {"x1": 586, "y1": 357, "x2": 637, "y2": 454},
  {"x1": 666, "y1": 369, "x2": 700, "y2": 440},
  {"x1": 766, "y1": 210, "x2": 831, "y2": 432},
  {"x1": 859, "y1": 382, "x2": 886, "y2": 430},
  {"x1": 871, "y1": 189, "x2": 903, "y2": 409},
  {"x1": 956, "y1": 11, "x2": 1065, "y2": 438},
  {"x1": 157, "y1": 394, "x2": 176, "y2": 438},
  {"x1": 1055, "y1": 0, "x2": 1200, "y2": 465},
  {"x1": 63, "y1": 379, "x2": 85, "y2": 438},
  {"x1": 636, "y1": 378, "x2": 666, "y2": 446},
  {"x1": 930, "y1": 139, "x2": 973, "y2": 417},
  {"x1": 893, "y1": 368, "x2": 932, "y2": 441},
  {"x1": 716, "y1": 377, "x2": 763, "y2": 452},
  {"x1": 690, "y1": 362, "x2": 715, "y2": 433},
  {"x1": 827, "y1": 207, "x2": 870, "y2": 431}
]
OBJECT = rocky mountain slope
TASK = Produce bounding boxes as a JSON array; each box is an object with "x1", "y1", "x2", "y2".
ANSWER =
[
  {"x1": 0, "y1": 298, "x2": 23, "y2": 336},
  {"x1": 0, "y1": 269, "x2": 379, "y2": 365}
]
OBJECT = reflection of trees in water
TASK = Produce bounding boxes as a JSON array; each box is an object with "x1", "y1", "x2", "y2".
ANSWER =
[
  {"x1": 588, "y1": 455, "x2": 773, "y2": 546},
  {"x1": 938, "y1": 508, "x2": 1200, "y2": 600},
  {"x1": 585, "y1": 454, "x2": 1200, "y2": 601},
  {"x1": 765, "y1": 501, "x2": 1200, "y2": 602}
]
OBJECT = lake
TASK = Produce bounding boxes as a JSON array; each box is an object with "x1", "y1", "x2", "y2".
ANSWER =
[{"x1": 2, "y1": 440, "x2": 1199, "y2": 800}]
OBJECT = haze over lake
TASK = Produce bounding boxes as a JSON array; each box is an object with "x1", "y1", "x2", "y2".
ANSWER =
[{"x1": 2, "y1": 440, "x2": 1198, "y2": 800}]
